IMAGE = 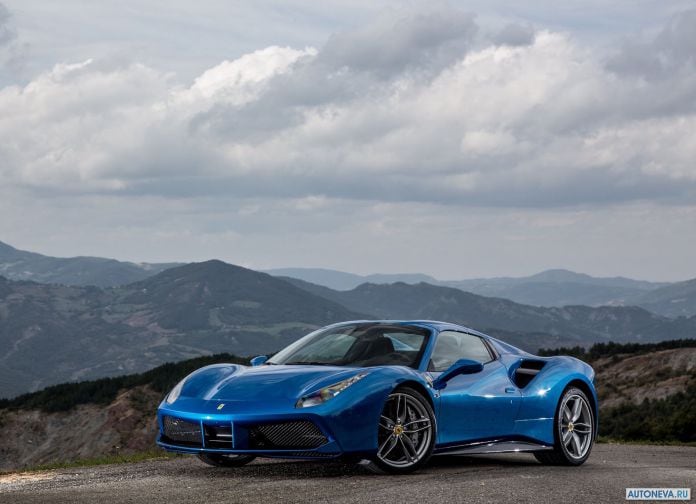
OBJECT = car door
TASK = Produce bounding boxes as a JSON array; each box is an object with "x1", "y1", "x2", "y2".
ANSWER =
[{"x1": 431, "y1": 331, "x2": 521, "y2": 445}]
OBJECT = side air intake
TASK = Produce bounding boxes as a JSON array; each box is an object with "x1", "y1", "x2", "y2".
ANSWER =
[{"x1": 513, "y1": 360, "x2": 546, "y2": 388}]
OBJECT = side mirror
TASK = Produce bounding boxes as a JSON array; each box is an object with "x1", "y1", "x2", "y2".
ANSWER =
[
  {"x1": 432, "y1": 358, "x2": 483, "y2": 390},
  {"x1": 250, "y1": 355, "x2": 268, "y2": 367}
]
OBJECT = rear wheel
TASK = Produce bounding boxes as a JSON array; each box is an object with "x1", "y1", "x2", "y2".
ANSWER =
[
  {"x1": 197, "y1": 453, "x2": 256, "y2": 467},
  {"x1": 364, "y1": 387, "x2": 435, "y2": 474},
  {"x1": 535, "y1": 387, "x2": 594, "y2": 466}
]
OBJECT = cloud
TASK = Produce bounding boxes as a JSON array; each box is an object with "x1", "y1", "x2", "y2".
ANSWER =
[
  {"x1": 492, "y1": 23, "x2": 536, "y2": 47},
  {"x1": 1, "y1": 6, "x2": 696, "y2": 211},
  {"x1": 0, "y1": 3, "x2": 13, "y2": 47},
  {"x1": 607, "y1": 9, "x2": 696, "y2": 78}
]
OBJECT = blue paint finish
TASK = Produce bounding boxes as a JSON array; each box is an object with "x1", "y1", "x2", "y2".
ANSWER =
[
  {"x1": 436, "y1": 360, "x2": 521, "y2": 444},
  {"x1": 156, "y1": 320, "x2": 598, "y2": 460}
]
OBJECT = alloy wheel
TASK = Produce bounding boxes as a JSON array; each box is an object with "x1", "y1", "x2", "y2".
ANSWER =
[
  {"x1": 376, "y1": 392, "x2": 433, "y2": 469},
  {"x1": 559, "y1": 393, "x2": 593, "y2": 460}
]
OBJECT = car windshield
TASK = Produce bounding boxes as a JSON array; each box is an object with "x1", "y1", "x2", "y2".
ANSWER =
[{"x1": 268, "y1": 323, "x2": 430, "y2": 369}]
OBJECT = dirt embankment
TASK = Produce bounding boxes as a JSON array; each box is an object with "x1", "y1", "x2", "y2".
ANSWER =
[
  {"x1": 0, "y1": 386, "x2": 161, "y2": 471},
  {"x1": 593, "y1": 348, "x2": 696, "y2": 408}
]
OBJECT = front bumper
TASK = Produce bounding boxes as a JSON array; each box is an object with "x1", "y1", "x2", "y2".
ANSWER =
[
  {"x1": 155, "y1": 389, "x2": 389, "y2": 460},
  {"x1": 156, "y1": 410, "x2": 343, "y2": 459}
]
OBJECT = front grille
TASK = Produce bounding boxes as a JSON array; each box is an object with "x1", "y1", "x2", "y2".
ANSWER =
[
  {"x1": 162, "y1": 416, "x2": 202, "y2": 447},
  {"x1": 249, "y1": 421, "x2": 327, "y2": 449},
  {"x1": 204, "y1": 422, "x2": 233, "y2": 448}
]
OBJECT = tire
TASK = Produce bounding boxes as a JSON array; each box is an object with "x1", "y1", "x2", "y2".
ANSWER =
[
  {"x1": 535, "y1": 387, "x2": 594, "y2": 466},
  {"x1": 197, "y1": 453, "x2": 256, "y2": 467},
  {"x1": 363, "y1": 386, "x2": 436, "y2": 474}
]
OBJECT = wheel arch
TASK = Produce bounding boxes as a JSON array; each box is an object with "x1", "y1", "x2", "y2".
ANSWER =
[
  {"x1": 393, "y1": 379, "x2": 435, "y2": 411},
  {"x1": 564, "y1": 378, "x2": 599, "y2": 440}
]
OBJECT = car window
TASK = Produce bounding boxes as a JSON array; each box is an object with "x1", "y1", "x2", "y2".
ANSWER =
[
  {"x1": 268, "y1": 323, "x2": 431, "y2": 368},
  {"x1": 429, "y1": 331, "x2": 492, "y2": 372}
]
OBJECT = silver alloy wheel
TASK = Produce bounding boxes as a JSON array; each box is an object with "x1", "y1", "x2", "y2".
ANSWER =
[
  {"x1": 559, "y1": 393, "x2": 593, "y2": 460},
  {"x1": 376, "y1": 392, "x2": 433, "y2": 468}
]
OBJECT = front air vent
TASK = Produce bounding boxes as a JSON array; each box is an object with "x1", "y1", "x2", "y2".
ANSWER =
[
  {"x1": 248, "y1": 421, "x2": 327, "y2": 450},
  {"x1": 513, "y1": 360, "x2": 546, "y2": 388},
  {"x1": 204, "y1": 422, "x2": 233, "y2": 448},
  {"x1": 162, "y1": 416, "x2": 202, "y2": 447}
]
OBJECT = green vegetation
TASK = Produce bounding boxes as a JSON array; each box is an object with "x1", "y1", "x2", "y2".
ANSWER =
[
  {"x1": 538, "y1": 339, "x2": 696, "y2": 361},
  {"x1": 538, "y1": 339, "x2": 696, "y2": 443},
  {"x1": 0, "y1": 449, "x2": 180, "y2": 475},
  {"x1": 0, "y1": 353, "x2": 249, "y2": 413},
  {"x1": 600, "y1": 384, "x2": 696, "y2": 443}
]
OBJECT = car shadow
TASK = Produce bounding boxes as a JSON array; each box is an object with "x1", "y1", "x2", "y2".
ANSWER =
[{"x1": 182, "y1": 453, "x2": 541, "y2": 480}]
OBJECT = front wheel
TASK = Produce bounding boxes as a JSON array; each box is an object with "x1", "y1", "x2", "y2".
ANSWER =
[
  {"x1": 364, "y1": 386, "x2": 436, "y2": 474},
  {"x1": 197, "y1": 453, "x2": 256, "y2": 467},
  {"x1": 535, "y1": 387, "x2": 594, "y2": 466}
]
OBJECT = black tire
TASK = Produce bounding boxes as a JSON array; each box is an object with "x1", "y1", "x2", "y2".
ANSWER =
[
  {"x1": 197, "y1": 453, "x2": 256, "y2": 467},
  {"x1": 535, "y1": 387, "x2": 594, "y2": 466},
  {"x1": 364, "y1": 386, "x2": 436, "y2": 475}
]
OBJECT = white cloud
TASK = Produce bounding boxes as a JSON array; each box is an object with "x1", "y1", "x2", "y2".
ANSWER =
[
  {"x1": 2, "y1": 10, "x2": 694, "y2": 208},
  {"x1": 0, "y1": 4, "x2": 695, "y2": 279},
  {"x1": 188, "y1": 46, "x2": 316, "y2": 102}
]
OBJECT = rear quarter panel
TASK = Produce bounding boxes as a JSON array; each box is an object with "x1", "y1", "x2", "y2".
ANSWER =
[{"x1": 505, "y1": 355, "x2": 597, "y2": 445}]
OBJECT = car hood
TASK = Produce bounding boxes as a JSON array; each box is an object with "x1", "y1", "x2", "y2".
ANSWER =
[{"x1": 179, "y1": 364, "x2": 362, "y2": 404}]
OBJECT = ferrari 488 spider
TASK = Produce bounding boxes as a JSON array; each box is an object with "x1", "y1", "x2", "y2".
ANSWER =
[{"x1": 157, "y1": 320, "x2": 597, "y2": 473}]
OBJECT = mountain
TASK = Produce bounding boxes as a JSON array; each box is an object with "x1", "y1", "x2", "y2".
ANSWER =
[
  {"x1": 443, "y1": 269, "x2": 668, "y2": 307},
  {"x1": 630, "y1": 278, "x2": 696, "y2": 318},
  {"x1": 1, "y1": 254, "x2": 694, "y2": 398},
  {"x1": 2, "y1": 340, "x2": 693, "y2": 471},
  {"x1": 0, "y1": 240, "x2": 180, "y2": 287},
  {"x1": 264, "y1": 267, "x2": 438, "y2": 290},
  {"x1": 0, "y1": 261, "x2": 364, "y2": 398},
  {"x1": 269, "y1": 266, "x2": 670, "y2": 308},
  {"x1": 2, "y1": 240, "x2": 690, "y2": 313},
  {"x1": 282, "y1": 278, "x2": 696, "y2": 349}
]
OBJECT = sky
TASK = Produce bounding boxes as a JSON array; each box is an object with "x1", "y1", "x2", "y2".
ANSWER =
[{"x1": 0, "y1": 1, "x2": 695, "y2": 282}]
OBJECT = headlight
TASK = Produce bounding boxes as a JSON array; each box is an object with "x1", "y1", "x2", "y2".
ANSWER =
[
  {"x1": 295, "y1": 372, "x2": 368, "y2": 408},
  {"x1": 166, "y1": 378, "x2": 186, "y2": 404}
]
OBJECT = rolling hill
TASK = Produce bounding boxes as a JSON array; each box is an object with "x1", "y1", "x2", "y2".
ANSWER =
[
  {"x1": 264, "y1": 267, "x2": 438, "y2": 290},
  {"x1": 3, "y1": 240, "x2": 694, "y2": 316},
  {"x1": 282, "y1": 278, "x2": 696, "y2": 348},
  {"x1": 0, "y1": 240, "x2": 179, "y2": 287},
  {"x1": 630, "y1": 278, "x2": 696, "y2": 318},
  {"x1": 443, "y1": 269, "x2": 667, "y2": 308},
  {"x1": 268, "y1": 266, "x2": 674, "y2": 309},
  {"x1": 1, "y1": 255, "x2": 695, "y2": 399},
  {"x1": 0, "y1": 261, "x2": 364, "y2": 398}
]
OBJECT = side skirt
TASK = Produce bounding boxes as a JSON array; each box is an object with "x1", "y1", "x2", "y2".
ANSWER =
[{"x1": 433, "y1": 439, "x2": 553, "y2": 456}]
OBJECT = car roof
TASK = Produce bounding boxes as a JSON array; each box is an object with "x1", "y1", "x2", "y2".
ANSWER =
[
  {"x1": 332, "y1": 319, "x2": 490, "y2": 338},
  {"x1": 326, "y1": 320, "x2": 529, "y2": 357}
]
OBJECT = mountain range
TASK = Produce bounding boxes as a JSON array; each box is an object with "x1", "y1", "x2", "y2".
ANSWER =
[
  {"x1": 0, "y1": 240, "x2": 180, "y2": 287},
  {"x1": 280, "y1": 277, "x2": 696, "y2": 349},
  {"x1": 0, "y1": 261, "x2": 363, "y2": 398},
  {"x1": 269, "y1": 267, "x2": 689, "y2": 312},
  {"x1": 3, "y1": 240, "x2": 696, "y2": 316},
  {"x1": 1, "y1": 257, "x2": 696, "y2": 398}
]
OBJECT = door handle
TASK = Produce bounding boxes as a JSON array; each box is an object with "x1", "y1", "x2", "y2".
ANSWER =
[{"x1": 505, "y1": 387, "x2": 516, "y2": 394}]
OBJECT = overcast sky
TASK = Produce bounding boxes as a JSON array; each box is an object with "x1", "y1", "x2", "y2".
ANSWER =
[{"x1": 1, "y1": 1, "x2": 695, "y2": 281}]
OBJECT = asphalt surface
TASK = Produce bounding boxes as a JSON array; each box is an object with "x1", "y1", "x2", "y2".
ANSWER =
[{"x1": 1, "y1": 444, "x2": 694, "y2": 504}]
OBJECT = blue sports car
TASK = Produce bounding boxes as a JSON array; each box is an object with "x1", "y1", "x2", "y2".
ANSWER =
[{"x1": 157, "y1": 320, "x2": 597, "y2": 474}]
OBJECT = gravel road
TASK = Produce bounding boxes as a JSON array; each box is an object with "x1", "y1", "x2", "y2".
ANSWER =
[{"x1": 1, "y1": 444, "x2": 694, "y2": 504}]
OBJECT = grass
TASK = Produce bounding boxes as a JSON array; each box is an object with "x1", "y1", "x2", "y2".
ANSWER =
[
  {"x1": 597, "y1": 436, "x2": 696, "y2": 447},
  {"x1": 0, "y1": 449, "x2": 181, "y2": 475}
]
